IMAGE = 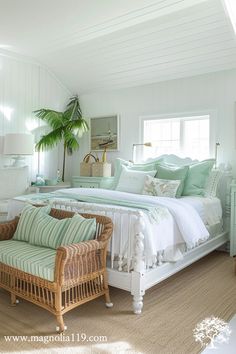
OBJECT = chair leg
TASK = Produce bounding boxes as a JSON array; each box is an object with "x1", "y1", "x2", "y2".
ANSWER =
[
  {"x1": 11, "y1": 293, "x2": 19, "y2": 306},
  {"x1": 103, "y1": 273, "x2": 113, "y2": 308},
  {"x1": 55, "y1": 287, "x2": 67, "y2": 332},
  {"x1": 104, "y1": 289, "x2": 113, "y2": 308},
  {"x1": 56, "y1": 315, "x2": 67, "y2": 333}
]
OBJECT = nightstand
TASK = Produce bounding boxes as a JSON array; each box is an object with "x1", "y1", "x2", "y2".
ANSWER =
[
  {"x1": 72, "y1": 176, "x2": 114, "y2": 189},
  {"x1": 38, "y1": 182, "x2": 71, "y2": 193}
]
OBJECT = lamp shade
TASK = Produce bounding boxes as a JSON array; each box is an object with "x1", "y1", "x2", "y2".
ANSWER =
[{"x1": 3, "y1": 133, "x2": 34, "y2": 155}]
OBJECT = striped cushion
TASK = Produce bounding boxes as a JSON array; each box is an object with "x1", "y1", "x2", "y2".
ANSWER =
[
  {"x1": 0, "y1": 240, "x2": 56, "y2": 281},
  {"x1": 61, "y1": 214, "x2": 96, "y2": 246},
  {"x1": 13, "y1": 204, "x2": 51, "y2": 242},
  {"x1": 29, "y1": 212, "x2": 71, "y2": 249}
]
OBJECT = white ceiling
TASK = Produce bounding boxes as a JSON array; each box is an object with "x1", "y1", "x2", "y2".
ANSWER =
[{"x1": 1, "y1": 0, "x2": 236, "y2": 93}]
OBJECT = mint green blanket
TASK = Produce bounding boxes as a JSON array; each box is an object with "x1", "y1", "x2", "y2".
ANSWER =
[{"x1": 15, "y1": 192, "x2": 169, "y2": 223}]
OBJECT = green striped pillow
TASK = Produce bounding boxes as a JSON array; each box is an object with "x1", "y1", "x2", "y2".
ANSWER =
[
  {"x1": 61, "y1": 214, "x2": 96, "y2": 246},
  {"x1": 29, "y1": 212, "x2": 71, "y2": 249},
  {"x1": 13, "y1": 204, "x2": 51, "y2": 242}
]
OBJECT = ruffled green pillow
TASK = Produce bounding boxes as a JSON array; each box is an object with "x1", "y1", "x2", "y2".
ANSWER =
[
  {"x1": 112, "y1": 157, "x2": 163, "y2": 189},
  {"x1": 182, "y1": 159, "x2": 215, "y2": 196},
  {"x1": 155, "y1": 164, "x2": 189, "y2": 197}
]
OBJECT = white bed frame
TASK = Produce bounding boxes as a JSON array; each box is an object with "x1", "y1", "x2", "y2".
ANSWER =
[
  {"x1": 8, "y1": 155, "x2": 233, "y2": 314},
  {"x1": 50, "y1": 155, "x2": 233, "y2": 314}
]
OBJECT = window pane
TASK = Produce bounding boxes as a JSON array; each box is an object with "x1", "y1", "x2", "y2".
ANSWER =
[
  {"x1": 143, "y1": 115, "x2": 209, "y2": 161},
  {"x1": 183, "y1": 117, "x2": 209, "y2": 160},
  {"x1": 143, "y1": 119, "x2": 181, "y2": 160}
]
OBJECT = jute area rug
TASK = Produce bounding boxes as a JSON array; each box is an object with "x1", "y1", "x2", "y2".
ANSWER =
[{"x1": 0, "y1": 251, "x2": 235, "y2": 354}]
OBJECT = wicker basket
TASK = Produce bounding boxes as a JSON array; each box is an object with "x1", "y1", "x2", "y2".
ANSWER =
[
  {"x1": 92, "y1": 162, "x2": 112, "y2": 177},
  {"x1": 80, "y1": 153, "x2": 98, "y2": 177},
  {"x1": 80, "y1": 162, "x2": 92, "y2": 176}
]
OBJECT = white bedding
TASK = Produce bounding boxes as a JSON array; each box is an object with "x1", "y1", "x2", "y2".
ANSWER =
[
  {"x1": 52, "y1": 188, "x2": 209, "y2": 247},
  {"x1": 179, "y1": 196, "x2": 222, "y2": 226},
  {"x1": 7, "y1": 189, "x2": 222, "y2": 265}
]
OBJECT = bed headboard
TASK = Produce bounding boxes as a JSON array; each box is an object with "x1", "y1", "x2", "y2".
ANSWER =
[
  {"x1": 146, "y1": 154, "x2": 199, "y2": 166},
  {"x1": 113, "y1": 155, "x2": 232, "y2": 220},
  {"x1": 145, "y1": 154, "x2": 233, "y2": 230}
]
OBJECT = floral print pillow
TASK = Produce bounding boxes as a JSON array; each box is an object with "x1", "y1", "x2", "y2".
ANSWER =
[{"x1": 142, "y1": 175, "x2": 181, "y2": 198}]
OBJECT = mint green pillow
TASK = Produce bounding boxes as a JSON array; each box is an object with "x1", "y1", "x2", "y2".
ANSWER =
[
  {"x1": 155, "y1": 164, "x2": 189, "y2": 197},
  {"x1": 13, "y1": 204, "x2": 51, "y2": 242},
  {"x1": 182, "y1": 159, "x2": 215, "y2": 196},
  {"x1": 112, "y1": 157, "x2": 163, "y2": 189},
  {"x1": 29, "y1": 212, "x2": 71, "y2": 249},
  {"x1": 61, "y1": 214, "x2": 96, "y2": 246},
  {"x1": 116, "y1": 165, "x2": 157, "y2": 194}
]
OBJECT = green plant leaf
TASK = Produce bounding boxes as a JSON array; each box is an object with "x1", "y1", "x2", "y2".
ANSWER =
[
  {"x1": 33, "y1": 95, "x2": 88, "y2": 182},
  {"x1": 65, "y1": 119, "x2": 89, "y2": 137},
  {"x1": 35, "y1": 127, "x2": 64, "y2": 151},
  {"x1": 63, "y1": 130, "x2": 80, "y2": 155},
  {"x1": 34, "y1": 109, "x2": 64, "y2": 130},
  {"x1": 63, "y1": 95, "x2": 82, "y2": 121}
]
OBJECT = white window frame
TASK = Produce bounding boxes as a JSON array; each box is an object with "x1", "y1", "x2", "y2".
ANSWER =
[{"x1": 139, "y1": 110, "x2": 217, "y2": 161}]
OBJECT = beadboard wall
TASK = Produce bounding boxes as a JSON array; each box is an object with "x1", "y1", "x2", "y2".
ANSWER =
[
  {"x1": 73, "y1": 68, "x2": 236, "y2": 176},
  {"x1": 0, "y1": 53, "x2": 71, "y2": 179}
]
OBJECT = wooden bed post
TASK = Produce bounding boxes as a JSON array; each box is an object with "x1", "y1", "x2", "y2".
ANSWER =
[{"x1": 131, "y1": 211, "x2": 145, "y2": 314}]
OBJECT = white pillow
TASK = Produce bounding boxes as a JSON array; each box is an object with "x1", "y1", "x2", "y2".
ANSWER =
[
  {"x1": 115, "y1": 165, "x2": 156, "y2": 194},
  {"x1": 142, "y1": 175, "x2": 181, "y2": 197}
]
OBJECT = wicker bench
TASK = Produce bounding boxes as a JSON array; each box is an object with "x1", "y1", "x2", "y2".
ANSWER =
[{"x1": 0, "y1": 208, "x2": 113, "y2": 332}]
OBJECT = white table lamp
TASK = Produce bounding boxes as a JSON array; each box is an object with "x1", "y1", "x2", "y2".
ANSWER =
[{"x1": 4, "y1": 133, "x2": 34, "y2": 167}]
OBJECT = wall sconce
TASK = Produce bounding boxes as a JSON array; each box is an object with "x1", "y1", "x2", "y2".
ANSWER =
[
  {"x1": 132, "y1": 142, "x2": 152, "y2": 163},
  {"x1": 215, "y1": 142, "x2": 220, "y2": 168}
]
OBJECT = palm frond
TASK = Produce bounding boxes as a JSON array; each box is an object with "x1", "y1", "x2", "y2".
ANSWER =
[
  {"x1": 34, "y1": 109, "x2": 64, "y2": 129},
  {"x1": 35, "y1": 127, "x2": 64, "y2": 151},
  {"x1": 63, "y1": 130, "x2": 80, "y2": 155},
  {"x1": 63, "y1": 95, "x2": 82, "y2": 122},
  {"x1": 33, "y1": 95, "x2": 88, "y2": 182},
  {"x1": 65, "y1": 118, "x2": 89, "y2": 137}
]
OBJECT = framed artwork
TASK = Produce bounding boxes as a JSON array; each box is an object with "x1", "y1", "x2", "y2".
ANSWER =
[{"x1": 89, "y1": 115, "x2": 119, "y2": 151}]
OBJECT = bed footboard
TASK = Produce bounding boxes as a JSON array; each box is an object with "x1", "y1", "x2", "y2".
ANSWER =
[
  {"x1": 51, "y1": 201, "x2": 149, "y2": 314},
  {"x1": 45, "y1": 199, "x2": 228, "y2": 315},
  {"x1": 51, "y1": 200, "x2": 153, "y2": 272}
]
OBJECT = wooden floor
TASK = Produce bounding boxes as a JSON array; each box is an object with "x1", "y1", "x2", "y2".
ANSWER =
[{"x1": 0, "y1": 251, "x2": 236, "y2": 354}]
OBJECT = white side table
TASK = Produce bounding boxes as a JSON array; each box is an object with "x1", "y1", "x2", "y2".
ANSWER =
[{"x1": 37, "y1": 182, "x2": 71, "y2": 193}]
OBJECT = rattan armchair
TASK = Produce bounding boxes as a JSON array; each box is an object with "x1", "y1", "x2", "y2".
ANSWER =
[{"x1": 0, "y1": 208, "x2": 113, "y2": 332}]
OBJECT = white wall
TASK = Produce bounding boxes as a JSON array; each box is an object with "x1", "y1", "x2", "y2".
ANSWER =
[
  {"x1": 72, "y1": 68, "x2": 236, "y2": 176},
  {"x1": 0, "y1": 53, "x2": 71, "y2": 179}
]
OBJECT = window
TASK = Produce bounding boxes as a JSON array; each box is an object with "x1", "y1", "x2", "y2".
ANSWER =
[{"x1": 142, "y1": 115, "x2": 210, "y2": 161}]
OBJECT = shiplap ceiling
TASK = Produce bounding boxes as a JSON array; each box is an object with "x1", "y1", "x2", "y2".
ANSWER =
[{"x1": 1, "y1": 0, "x2": 236, "y2": 93}]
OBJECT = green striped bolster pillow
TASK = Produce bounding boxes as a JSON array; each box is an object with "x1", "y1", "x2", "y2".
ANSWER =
[
  {"x1": 29, "y1": 212, "x2": 71, "y2": 249},
  {"x1": 60, "y1": 214, "x2": 96, "y2": 246},
  {"x1": 13, "y1": 204, "x2": 51, "y2": 242}
]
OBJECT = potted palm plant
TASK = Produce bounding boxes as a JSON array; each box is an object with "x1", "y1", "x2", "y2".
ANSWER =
[{"x1": 34, "y1": 95, "x2": 88, "y2": 182}]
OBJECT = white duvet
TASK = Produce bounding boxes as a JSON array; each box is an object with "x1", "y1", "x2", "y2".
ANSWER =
[
  {"x1": 52, "y1": 188, "x2": 210, "y2": 261},
  {"x1": 54, "y1": 188, "x2": 209, "y2": 248},
  {"x1": 8, "y1": 188, "x2": 214, "y2": 264}
]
